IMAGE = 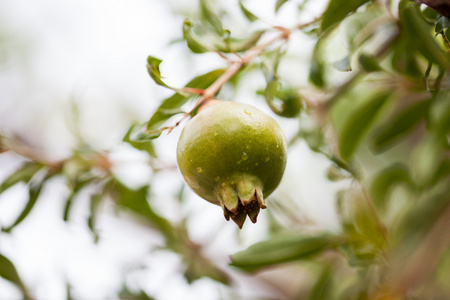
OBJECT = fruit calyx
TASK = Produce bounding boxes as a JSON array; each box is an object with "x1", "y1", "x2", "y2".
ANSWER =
[{"x1": 216, "y1": 174, "x2": 265, "y2": 229}]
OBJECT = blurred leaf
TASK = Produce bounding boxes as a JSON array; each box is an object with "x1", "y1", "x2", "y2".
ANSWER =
[
  {"x1": 348, "y1": 190, "x2": 386, "y2": 248},
  {"x1": 176, "y1": 183, "x2": 185, "y2": 203},
  {"x1": 276, "y1": 90, "x2": 303, "y2": 118},
  {"x1": 430, "y1": 159, "x2": 450, "y2": 188},
  {"x1": 297, "y1": 117, "x2": 326, "y2": 152},
  {"x1": 339, "y1": 91, "x2": 392, "y2": 160},
  {"x1": 264, "y1": 78, "x2": 280, "y2": 108},
  {"x1": 136, "y1": 130, "x2": 163, "y2": 140},
  {"x1": 333, "y1": 56, "x2": 352, "y2": 72},
  {"x1": 239, "y1": 0, "x2": 258, "y2": 22},
  {"x1": 307, "y1": 266, "x2": 334, "y2": 300},
  {"x1": 109, "y1": 180, "x2": 175, "y2": 242},
  {"x1": 146, "y1": 69, "x2": 225, "y2": 130},
  {"x1": 400, "y1": 4, "x2": 450, "y2": 69},
  {"x1": 341, "y1": 242, "x2": 378, "y2": 267},
  {"x1": 422, "y1": 6, "x2": 440, "y2": 22},
  {"x1": 230, "y1": 234, "x2": 345, "y2": 272},
  {"x1": 66, "y1": 282, "x2": 73, "y2": 300},
  {"x1": 369, "y1": 164, "x2": 414, "y2": 210},
  {"x1": 123, "y1": 124, "x2": 157, "y2": 157},
  {"x1": 391, "y1": 35, "x2": 423, "y2": 78},
  {"x1": 199, "y1": 0, "x2": 225, "y2": 36},
  {"x1": 63, "y1": 175, "x2": 95, "y2": 221},
  {"x1": 435, "y1": 16, "x2": 450, "y2": 33},
  {"x1": 326, "y1": 164, "x2": 350, "y2": 181},
  {"x1": 0, "y1": 254, "x2": 29, "y2": 298},
  {"x1": 183, "y1": 252, "x2": 230, "y2": 284},
  {"x1": 88, "y1": 192, "x2": 102, "y2": 242},
  {"x1": 275, "y1": 0, "x2": 289, "y2": 12},
  {"x1": 321, "y1": 0, "x2": 370, "y2": 33},
  {"x1": 309, "y1": 38, "x2": 326, "y2": 88},
  {"x1": 333, "y1": 5, "x2": 384, "y2": 75},
  {"x1": 373, "y1": 99, "x2": 430, "y2": 152},
  {"x1": 395, "y1": 191, "x2": 450, "y2": 247},
  {"x1": 183, "y1": 18, "x2": 265, "y2": 53},
  {"x1": 263, "y1": 77, "x2": 302, "y2": 118},
  {"x1": 430, "y1": 90, "x2": 450, "y2": 135},
  {"x1": 0, "y1": 162, "x2": 44, "y2": 193},
  {"x1": 216, "y1": 31, "x2": 264, "y2": 53},
  {"x1": 297, "y1": 0, "x2": 311, "y2": 11},
  {"x1": 358, "y1": 53, "x2": 383, "y2": 72},
  {"x1": 119, "y1": 285, "x2": 154, "y2": 300},
  {"x1": 2, "y1": 173, "x2": 47, "y2": 233},
  {"x1": 344, "y1": 5, "x2": 384, "y2": 53},
  {"x1": 146, "y1": 56, "x2": 171, "y2": 89},
  {"x1": 183, "y1": 19, "x2": 210, "y2": 53}
]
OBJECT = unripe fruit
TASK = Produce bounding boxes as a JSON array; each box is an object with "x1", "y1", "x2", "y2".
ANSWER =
[{"x1": 177, "y1": 101, "x2": 287, "y2": 228}]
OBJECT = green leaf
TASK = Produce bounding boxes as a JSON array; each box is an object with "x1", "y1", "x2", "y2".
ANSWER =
[
  {"x1": 400, "y1": 4, "x2": 450, "y2": 69},
  {"x1": 146, "y1": 56, "x2": 171, "y2": 89},
  {"x1": 230, "y1": 234, "x2": 345, "y2": 272},
  {"x1": 183, "y1": 19, "x2": 209, "y2": 53},
  {"x1": 183, "y1": 252, "x2": 230, "y2": 284},
  {"x1": 358, "y1": 53, "x2": 383, "y2": 72},
  {"x1": 321, "y1": 0, "x2": 370, "y2": 33},
  {"x1": 344, "y1": 5, "x2": 384, "y2": 53},
  {"x1": 2, "y1": 175, "x2": 46, "y2": 233},
  {"x1": 264, "y1": 79, "x2": 302, "y2": 118},
  {"x1": 297, "y1": 118, "x2": 326, "y2": 152},
  {"x1": 215, "y1": 31, "x2": 264, "y2": 53},
  {"x1": 63, "y1": 176, "x2": 94, "y2": 221},
  {"x1": 199, "y1": 0, "x2": 225, "y2": 36},
  {"x1": 275, "y1": 0, "x2": 289, "y2": 12},
  {"x1": 431, "y1": 91, "x2": 450, "y2": 135},
  {"x1": 339, "y1": 91, "x2": 392, "y2": 160},
  {"x1": 123, "y1": 124, "x2": 157, "y2": 157},
  {"x1": 422, "y1": 6, "x2": 439, "y2": 22},
  {"x1": 0, "y1": 253, "x2": 29, "y2": 298},
  {"x1": 264, "y1": 78, "x2": 279, "y2": 106},
  {"x1": 391, "y1": 35, "x2": 423, "y2": 78},
  {"x1": 307, "y1": 266, "x2": 334, "y2": 300},
  {"x1": 146, "y1": 69, "x2": 225, "y2": 130},
  {"x1": 183, "y1": 18, "x2": 264, "y2": 54},
  {"x1": 369, "y1": 164, "x2": 414, "y2": 210},
  {"x1": 326, "y1": 164, "x2": 349, "y2": 181},
  {"x1": 333, "y1": 56, "x2": 352, "y2": 72},
  {"x1": 119, "y1": 285, "x2": 155, "y2": 300},
  {"x1": 348, "y1": 190, "x2": 386, "y2": 248},
  {"x1": 395, "y1": 191, "x2": 450, "y2": 247},
  {"x1": 239, "y1": 0, "x2": 258, "y2": 22},
  {"x1": 373, "y1": 99, "x2": 430, "y2": 152},
  {"x1": 0, "y1": 162, "x2": 44, "y2": 193},
  {"x1": 309, "y1": 39, "x2": 326, "y2": 88},
  {"x1": 435, "y1": 16, "x2": 450, "y2": 33},
  {"x1": 88, "y1": 192, "x2": 102, "y2": 242},
  {"x1": 109, "y1": 180, "x2": 175, "y2": 243},
  {"x1": 430, "y1": 159, "x2": 450, "y2": 187}
]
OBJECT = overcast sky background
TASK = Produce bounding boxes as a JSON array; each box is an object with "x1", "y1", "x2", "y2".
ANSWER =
[{"x1": 0, "y1": 0, "x2": 344, "y2": 299}]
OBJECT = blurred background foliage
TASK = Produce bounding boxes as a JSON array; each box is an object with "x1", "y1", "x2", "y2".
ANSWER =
[{"x1": 1, "y1": 0, "x2": 450, "y2": 299}]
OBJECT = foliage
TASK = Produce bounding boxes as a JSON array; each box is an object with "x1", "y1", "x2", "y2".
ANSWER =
[{"x1": 1, "y1": 0, "x2": 450, "y2": 299}]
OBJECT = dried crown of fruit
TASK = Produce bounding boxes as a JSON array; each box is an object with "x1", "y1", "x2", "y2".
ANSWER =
[{"x1": 176, "y1": 101, "x2": 287, "y2": 228}]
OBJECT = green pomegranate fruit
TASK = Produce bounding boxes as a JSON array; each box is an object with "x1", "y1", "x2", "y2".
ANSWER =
[{"x1": 177, "y1": 101, "x2": 287, "y2": 228}]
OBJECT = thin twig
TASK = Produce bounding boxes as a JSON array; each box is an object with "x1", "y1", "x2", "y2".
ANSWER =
[{"x1": 159, "y1": 18, "x2": 321, "y2": 134}]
